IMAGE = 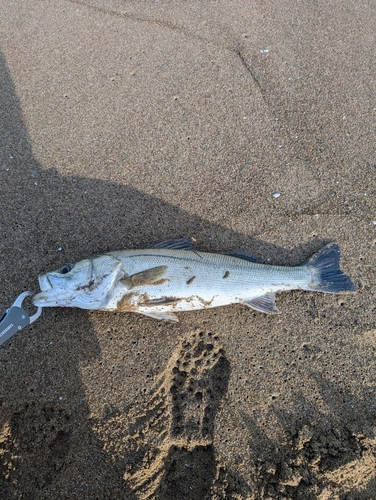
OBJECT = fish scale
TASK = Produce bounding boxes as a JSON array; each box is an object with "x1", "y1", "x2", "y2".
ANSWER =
[{"x1": 109, "y1": 249, "x2": 311, "y2": 305}]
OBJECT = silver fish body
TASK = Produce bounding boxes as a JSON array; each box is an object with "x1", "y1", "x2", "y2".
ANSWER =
[{"x1": 32, "y1": 239, "x2": 356, "y2": 322}]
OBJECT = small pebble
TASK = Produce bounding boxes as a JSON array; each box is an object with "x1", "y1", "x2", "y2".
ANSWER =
[
  {"x1": 272, "y1": 192, "x2": 280, "y2": 198},
  {"x1": 58, "y1": 247, "x2": 62, "y2": 251},
  {"x1": 260, "y1": 49, "x2": 269, "y2": 53}
]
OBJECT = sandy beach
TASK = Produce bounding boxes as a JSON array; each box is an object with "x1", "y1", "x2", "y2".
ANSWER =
[{"x1": 1, "y1": 1, "x2": 375, "y2": 498}]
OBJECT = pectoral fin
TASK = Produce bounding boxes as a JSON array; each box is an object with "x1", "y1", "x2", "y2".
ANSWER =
[
  {"x1": 139, "y1": 310, "x2": 179, "y2": 322},
  {"x1": 121, "y1": 265, "x2": 168, "y2": 289},
  {"x1": 140, "y1": 297, "x2": 179, "y2": 306},
  {"x1": 243, "y1": 293, "x2": 280, "y2": 314}
]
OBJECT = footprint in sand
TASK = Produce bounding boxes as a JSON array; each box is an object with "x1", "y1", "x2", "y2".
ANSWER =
[
  {"x1": 96, "y1": 331, "x2": 230, "y2": 500},
  {"x1": 0, "y1": 404, "x2": 72, "y2": 494}
]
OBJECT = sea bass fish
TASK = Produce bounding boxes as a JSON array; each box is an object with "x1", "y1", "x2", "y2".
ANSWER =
[{"x1": 31, "y1": 239, "x2": 356, "y2": 322}]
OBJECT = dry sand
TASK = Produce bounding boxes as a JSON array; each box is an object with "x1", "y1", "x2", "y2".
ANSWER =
[{"x1": 1, "y1": 1, "x2": 375, "y2": 498}]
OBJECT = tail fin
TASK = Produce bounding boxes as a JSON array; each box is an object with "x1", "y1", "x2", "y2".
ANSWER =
[{"x1": 303, "y1": 243, "x2": 356, "y2": 293}]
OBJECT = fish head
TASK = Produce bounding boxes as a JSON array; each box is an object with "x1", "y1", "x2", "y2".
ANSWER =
[{"x1": 32, "y1": 255, "x2": 125, "y2": 309}]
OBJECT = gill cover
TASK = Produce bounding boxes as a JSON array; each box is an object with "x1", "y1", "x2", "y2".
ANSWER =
[{"x1": 32, "y1": 255, "x2": 125, "y2": 309}]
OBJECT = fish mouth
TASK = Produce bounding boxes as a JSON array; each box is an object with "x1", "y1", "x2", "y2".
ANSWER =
[
  {"x1": 31, "y1": 292, "x2": 50, "y2": 307},
  {"x1": 31, "y1": 274, "x2": 55, "y2": 307},
  {"x1": 38, "y1": 273, "x2": 53, "y2": 292}
]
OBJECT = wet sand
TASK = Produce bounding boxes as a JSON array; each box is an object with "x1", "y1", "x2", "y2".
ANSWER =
[{"x1": 1, "y1": 1, "x2": 375, "y2": 498}]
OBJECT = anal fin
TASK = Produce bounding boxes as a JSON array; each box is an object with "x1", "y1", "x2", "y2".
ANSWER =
[
  {"x1": 121, "y1": 265, "x2": 167, "y2": 289},
  {"x1": 243, "y1": 293, "x2": 280, "y2": 314},
  {"x1": 139, "y1": 310, "x2": 179, "y2": 322}
]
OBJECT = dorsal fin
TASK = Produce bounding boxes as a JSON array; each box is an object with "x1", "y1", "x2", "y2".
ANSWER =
[
  {"x1": 147, "y1": 238, "x2": 197, "y2": 251},
  {"x1": 227, "y1": 250, "x2": 260, "y2": 263}
]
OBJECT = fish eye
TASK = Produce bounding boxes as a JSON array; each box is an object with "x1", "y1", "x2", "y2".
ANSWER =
[{"x1": 60, "y1": 263, "x2": 74, "y2": 274}]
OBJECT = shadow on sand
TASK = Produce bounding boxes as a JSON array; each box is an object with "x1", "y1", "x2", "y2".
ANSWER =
[{"x1": 1, "y1": 49, "x2": 372, "y2": 500}]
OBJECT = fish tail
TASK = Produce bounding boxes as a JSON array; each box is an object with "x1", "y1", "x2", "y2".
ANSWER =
[{"x1": 303, "y1": 243, "x2": 356, "y2": 293}]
